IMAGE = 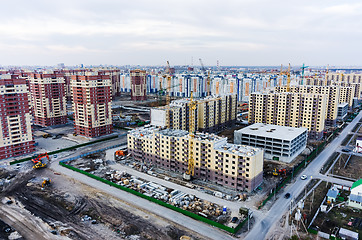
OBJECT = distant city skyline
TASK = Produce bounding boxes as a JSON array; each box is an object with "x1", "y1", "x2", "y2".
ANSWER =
[{"x1": 0, "y1": 0, "x2": 361, "y2": 66}]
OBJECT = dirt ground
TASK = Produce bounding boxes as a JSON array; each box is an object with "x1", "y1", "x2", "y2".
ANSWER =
[
  {"x1": 0, "y1": 167, "x2": 203, "y2": 240},
  {"x1": 218, "y1": 125, "x2": 247, "y2": 143},
  {"x1": 300, "y1": 181, "x2": 331, "y2": 226},
  {"x1": 332, "y1": 154, "x2": 362, "y2": 180}
]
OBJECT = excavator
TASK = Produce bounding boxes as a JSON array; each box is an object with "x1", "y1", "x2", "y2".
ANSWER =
[
  {"x1": 272, "y1": 168, "x2": 287, "y2": 177},
  {"x1": 114, "y1": 150, "x2": 128, "y2": 160},
  {"x1": 32, "y1": 153, "x2": 50, "y2": 169},
  {"x1": 41, "y1": 178, "x2": 51, "y2": 189}
]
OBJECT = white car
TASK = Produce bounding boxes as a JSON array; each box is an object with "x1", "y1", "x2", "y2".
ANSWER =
[{"x1": 300, "y1": 175, "x2": 307, "y2": 180}]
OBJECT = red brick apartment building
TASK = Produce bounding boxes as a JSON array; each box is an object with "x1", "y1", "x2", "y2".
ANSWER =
[
  {"x1": 29, "y1": 73, "x2": 67, "y2": 127},
  {"x1": 130, "y1": 69, "x2": 147, "y2": 101},
  {"x1": 70, "y1": 74, "x2": 112, "y2": 138},
  {"x1": 0, "y1": 75, "x2": 34, "y2": 159}
]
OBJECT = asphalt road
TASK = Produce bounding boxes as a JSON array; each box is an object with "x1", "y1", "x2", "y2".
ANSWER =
[{"x1": 245, "y1": 111, "x2": 362, "y2": 240}]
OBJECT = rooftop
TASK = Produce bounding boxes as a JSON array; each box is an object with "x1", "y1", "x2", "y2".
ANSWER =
[
  {"x1": 129, "y1": 127, "x2": 261, "y2": 156},
  {"x1": 214, "y1": 143, "x2": 262, "y2": 157},
  {"x1": 327, "y1": 187, "x2": 339, "y2": 199},
  {"x1": 235, "y1": 123, "x2": 307, "y2": 141},
  {"x1": 351, "y1": 179, "x2": 362, "y2": 189}
]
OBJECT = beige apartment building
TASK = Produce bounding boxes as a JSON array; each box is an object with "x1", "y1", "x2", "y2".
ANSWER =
[
  {"x1": 150, "y1": 94, "x2": 237, "y2": 133},
  {"x1": 327, "y1": 73, "x2": 362, "y2": 84},
  {"x1": 249, "y1": 92, "x2": 327, "y2": 139},
  {"x1": 275, "y1": 86, "x2": 339, "y2": 126},
  {"x1": 128, "y1": 126, "x2": 263, "y2": 192}
]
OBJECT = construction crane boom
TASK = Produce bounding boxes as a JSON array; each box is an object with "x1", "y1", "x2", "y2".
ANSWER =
[{"x1": 286, "y1": 63, "x2": 291, "y2": 92}]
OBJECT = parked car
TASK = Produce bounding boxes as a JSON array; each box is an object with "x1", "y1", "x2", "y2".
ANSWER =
[
  {"x1": 301, "y1": 175, "x2": 307, "y2": 180},
  {"x1": 284, "y1": 193, "x2": 291, "y2": 199}
]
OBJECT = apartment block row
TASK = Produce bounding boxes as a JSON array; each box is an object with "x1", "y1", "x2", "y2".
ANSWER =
[
  {"x1": 127, "y1": 126, "x2": 264, "y2": 192},
  {"x1": 275, "y1": 84, "x2": 359, "y2": 120},
  {"x1": 0, "y1": 71, "x2": 113, "y2": 159},
  {"x1": 151, "y1": 94, "x2": 237, "y2": 133},
  {"x1": 120, "y1": 72, "x2": 283, "y2": 101},
  {"x1": 327, "y1": 73, "x2": 362, "y2": 84},
  {"x1": 248, "y1": 92, "x2": 327, "y2": 139}
]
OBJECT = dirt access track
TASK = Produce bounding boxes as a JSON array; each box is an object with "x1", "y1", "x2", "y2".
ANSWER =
[{"x1": 0, "y1": 167, "x2": 203, "y2": 240}]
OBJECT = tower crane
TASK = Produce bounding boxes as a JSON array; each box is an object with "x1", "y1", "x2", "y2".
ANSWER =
[
  {"x1": 286, "y1": 63, "x2": 291, "y2": 92},
  {"x1": 165, "y1": 61, "x2": 172, "y2": 105},
  {"x1": 300, "y1": 63, "x2": 309, "y2": 85},
  {"x1": 183, "y1": 93, "x2": 222, "y2": 180},
  {"x1": 199, "y1": 58, "x2": 212, "y2": 96},
  {"x1": 278, "y1": 64, "x2": 284, "y2": 87},
  {"x1": 325, "y1": 64, "x2": 329, "y2": 86},
  {"x1": 183, "y1": 91, "x2": 197, "y2": 180}
]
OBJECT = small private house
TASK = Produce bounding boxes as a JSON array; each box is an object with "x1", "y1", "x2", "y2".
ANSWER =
[
  {"x1": 348, "y1": 179, "x2": 362, "y2": 210},
  {"x1": 327, "y1": 186, "x2": 339, "y2": 203}
]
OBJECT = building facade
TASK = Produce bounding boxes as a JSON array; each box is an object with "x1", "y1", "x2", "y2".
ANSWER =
[
  {"x1": 275, "y1": 85, "x2": 340, "y2": 126},
  {"x1": 337, "y1": 103, "x2": 349, "y2": 121},
  {"x1": 128, "y1": 126, "x2": 263, "y2": 192},
  {"x1": 150, "y1": 94, "x2": 237, "y2": 133},
  {"x1": 234, "y1": 123, "x2": 308, "y2": 163},
  {"x1": 130, "y1": 69, "x2": 147, "y2": 101},
  {"x1": 70, "y1": 74, "x2": 112, "y2": 138},
  {"x1": 0, "y1": 75, "x2": 35, "y2": 159},
  {"x1": 249, "y1": 92, "x2": 327, "y2": 139},
  {"x1": 348, "y1": 179, "x2": 362, "y2": 210},
  {"x1": 29, "y1": 73, "x2": 67, "y2": 127}
]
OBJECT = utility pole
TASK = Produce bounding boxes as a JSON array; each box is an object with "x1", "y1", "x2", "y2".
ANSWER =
[
  {"x1": 247, "y1": 208, "x2": 250, "y2": 231},
  {"x1": 311, "y1": 189, "x2": 315, "y2": 212}
]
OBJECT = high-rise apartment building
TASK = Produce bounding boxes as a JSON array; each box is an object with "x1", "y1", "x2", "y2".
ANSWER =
[
  {"x1": 99, "y1": 69, "x2": 121, "y2": 96},
  {"x1": 29, "y1": 73, "x2": 67, "y2": 127},
  {"x1": 70, "y1": 73, "x2": 112, "y2": 138},
  {"x1": 130, "y1": 69, "x2": 147, "y2": 101},
  {"x1": 249, "y1": 92, "x2": 327, "y2": 139},
  {"x1": 0, "y1": 75, "x2": 34, "y2": 159},
  {"x1": 327, "y1": 73, "x2": 362, "y2": 84},
  {"x1": 275, "y1": 86, "x2": 339, "y2": 126},
  {"x1": 151, "y1": 94, "x2": 237, "y2": 133},
  {"x1": 128, "y1": 126, "x2": 263, "y2": 192}
]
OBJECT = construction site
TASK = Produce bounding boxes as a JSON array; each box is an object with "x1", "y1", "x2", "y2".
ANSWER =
[
  {"x1": 0, "y1": 62, "x2": 361, "y2": 240},
  {"x1": 0, "y1": 150, "x2": 205, "y2": 240}
]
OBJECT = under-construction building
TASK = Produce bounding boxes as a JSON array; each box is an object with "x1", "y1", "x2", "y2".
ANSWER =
[
  {"x1": 248, "y1": 92, "x2": 327, "y2": 139},
  {"x1": 150, "y1": 94, "x2": 237, "y2": 133},
  {"x1": 29, "y1": 73, "x2": 67, "y2": 127},
  {"x1": 0, "y1": 75, "x2": 35, "y2": 159},
  {"x1": 130, "y1": 69, "x2": 147, "y2": 101},
  {"x1": 127, "y1": 126, "x2": 263, "y2": 192},
  {"x1": 70, "y1": 73, "x2": 112, "y2": 138}
]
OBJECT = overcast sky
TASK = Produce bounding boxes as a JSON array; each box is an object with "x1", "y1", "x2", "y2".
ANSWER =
[{"x1": 0, "y1": 0, "x2": 361, "y2": 67}]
